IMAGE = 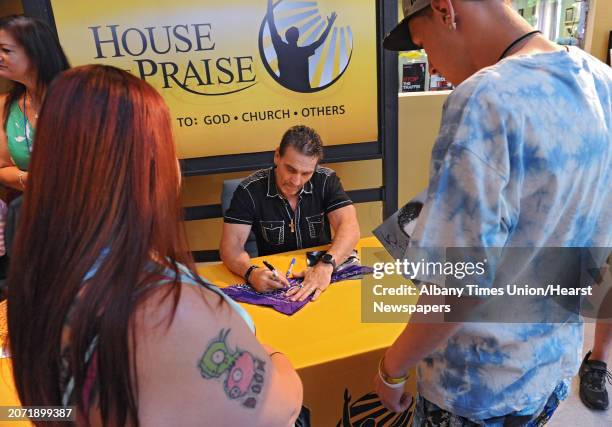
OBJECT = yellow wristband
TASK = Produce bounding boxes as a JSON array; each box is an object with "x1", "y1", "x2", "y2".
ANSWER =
[{"x1": 378, "y1": 356, "x2": 409, "y2": 386}]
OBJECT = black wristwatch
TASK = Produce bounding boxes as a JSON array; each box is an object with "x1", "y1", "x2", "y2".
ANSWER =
[
  {"x1": 244, "y1": 265, "x2": 259, "y2": 284},
  {"x1": 319, "y1": 253, "x2": 336, "y2": 270}
]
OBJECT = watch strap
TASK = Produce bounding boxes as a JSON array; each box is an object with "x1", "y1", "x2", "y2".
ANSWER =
[
  {"x1": 244, "y1": 265, "x2": 259, "y2": 284},
  {"x1": 320, "y1": 254, "x2": 337, "y2": 270}
]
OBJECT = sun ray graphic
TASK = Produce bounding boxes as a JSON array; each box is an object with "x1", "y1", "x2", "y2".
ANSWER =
[{"x1": 259, "y1": 0, "x2": 353, "y2": 93}]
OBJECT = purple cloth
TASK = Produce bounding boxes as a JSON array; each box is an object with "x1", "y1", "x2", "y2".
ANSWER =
[{"x1": 220, "y1": 265, "x2": 373, "y2": 315}]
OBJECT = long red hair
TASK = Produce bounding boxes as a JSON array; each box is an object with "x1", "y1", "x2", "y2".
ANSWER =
[{"x1": 8, "y1": 65, "x2": 200, "y2": 426}]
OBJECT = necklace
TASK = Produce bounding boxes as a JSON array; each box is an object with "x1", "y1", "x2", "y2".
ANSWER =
[
  {"x1": 25, "y1": 90, "x2": 39, "y2": 119},
  {"x1": 498, "y1": 30, "x2": 541, "y2": 61},
  {"x1": 22, "y1": 90, "x2": 34, "y2": 153}
]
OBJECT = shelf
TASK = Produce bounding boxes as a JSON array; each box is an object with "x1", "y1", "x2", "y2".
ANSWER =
[{"x1": 399, "y1": 90, "x2": 452, "y2": 98}]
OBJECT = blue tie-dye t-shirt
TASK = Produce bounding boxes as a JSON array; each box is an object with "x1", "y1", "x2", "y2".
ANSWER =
[{"x1": 409, "y1": 47, "x2": 611, "y2": 421}]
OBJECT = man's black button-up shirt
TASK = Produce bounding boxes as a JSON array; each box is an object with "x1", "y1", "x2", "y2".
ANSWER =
[{"x1": 224, "y1": 166, "x2": 353, "y2": 256}]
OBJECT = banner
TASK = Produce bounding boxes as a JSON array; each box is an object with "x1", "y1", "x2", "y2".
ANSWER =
[{"x1": 50, "y1": 0, "x2": 379, "y2": 159}]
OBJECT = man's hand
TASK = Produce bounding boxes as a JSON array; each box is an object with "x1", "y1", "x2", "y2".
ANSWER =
[
  {"x1": 374, "y1": 350, "x2": 414, "y2": 413},
  {"x1": 373, "y1": 374, "x2": 413, "y2": 414},
  {"x1": 249, "y1": 267, "x2": 290, "y2": 293},
  {"x1": 328, "y1": 12, "x2": 337, "y2": 25},
  {"x1": 285, "y1": 263, "x2": 333, "y2": 301}
]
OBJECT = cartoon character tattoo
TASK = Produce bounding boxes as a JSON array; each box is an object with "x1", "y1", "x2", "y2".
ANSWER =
[{"x1": 199, "y1": 329, "x2": 266, "y2": 409}]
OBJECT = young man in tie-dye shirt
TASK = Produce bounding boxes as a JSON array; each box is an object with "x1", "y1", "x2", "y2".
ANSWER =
[{"x1": 379, "y1": 0, "x2": 611, "y2": 425}]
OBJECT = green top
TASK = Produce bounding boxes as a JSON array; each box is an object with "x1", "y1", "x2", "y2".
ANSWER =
[{"x1": 6, "y1": 100, "x2": 34, "y2": 171}]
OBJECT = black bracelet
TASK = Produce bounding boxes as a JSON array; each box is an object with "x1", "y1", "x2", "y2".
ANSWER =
[{"x1": 244, "y1": 265, "x2": 259, "y2": 284}]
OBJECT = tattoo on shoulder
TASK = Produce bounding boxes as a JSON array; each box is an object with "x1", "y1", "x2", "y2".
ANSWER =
[{"x1": 198, "y1": 329, "x2": 266, "y2": 409}]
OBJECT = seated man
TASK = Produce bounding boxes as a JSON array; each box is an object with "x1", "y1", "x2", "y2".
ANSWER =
[{"x1": 220, "y1": 125, "x2": 360, "y2": 301}]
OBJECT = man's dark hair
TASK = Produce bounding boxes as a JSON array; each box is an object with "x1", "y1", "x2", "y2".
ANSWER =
[{"x1": 279, "y1": 125, "x2": 323, "y2": 159}]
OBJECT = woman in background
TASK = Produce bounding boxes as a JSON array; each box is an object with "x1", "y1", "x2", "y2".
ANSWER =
[
  {"x1": 8, "y1": 65, "x2": 303, "y2": 426},
  {"x1": 0, "y1": 15, "x2": 69, "y2": 190}
]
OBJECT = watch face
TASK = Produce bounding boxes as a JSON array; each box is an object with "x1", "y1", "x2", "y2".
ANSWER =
[{"x1": 321, "y1": 254, "x2": 336, "y2": 268}]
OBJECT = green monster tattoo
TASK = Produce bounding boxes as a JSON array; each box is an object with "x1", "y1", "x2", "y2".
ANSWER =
[
  {"x1": 199, "y1": 329, "x2": 266, "y2": 409},
  {"x1": 200, "y1": 330, "x2": 239, "y2": 378}
]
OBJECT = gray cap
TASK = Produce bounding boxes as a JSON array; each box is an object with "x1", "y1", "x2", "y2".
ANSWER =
[{"x1": 383, "y1": 0, "x2": 431, "y2": 51}]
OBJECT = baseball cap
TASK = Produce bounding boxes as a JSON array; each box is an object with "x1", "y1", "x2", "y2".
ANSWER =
[{"x1": 383, "y1": 0, "x2": 431, "y2": 51}]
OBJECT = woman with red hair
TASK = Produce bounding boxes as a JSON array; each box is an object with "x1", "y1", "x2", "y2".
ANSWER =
[{"x1": 8, "y1": 64, "x2": 303, "y2": 426}]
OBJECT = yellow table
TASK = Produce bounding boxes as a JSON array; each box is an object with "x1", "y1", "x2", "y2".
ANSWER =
[
  {"x1": 200, "y1": 236, "x2": 415, "y2": 426},
  {"x1": 0, "y1": 237, "x2": 415, "y2": 426},
  {"x1": 0, "y1": 301, "x2": 30, "y2": 426}
]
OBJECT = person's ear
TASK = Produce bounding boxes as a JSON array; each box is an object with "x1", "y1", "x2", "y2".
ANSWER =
[
  {"x1": 431, "y1": 0, "x2": 457, "y2": 30},
  {"x1": 274, "y1": 148, "x2": 280, "y2": 166}
]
